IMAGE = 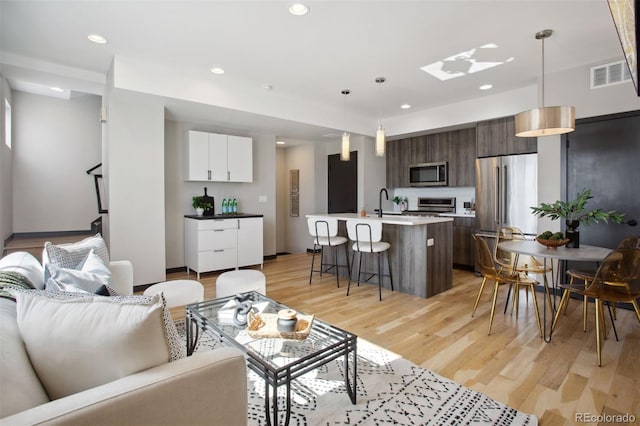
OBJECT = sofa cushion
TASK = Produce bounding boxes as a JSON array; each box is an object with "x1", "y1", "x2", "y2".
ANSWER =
[
  {"x1": 44, "y1": 233, "x2": 110, "y2": 270},
  {"x1": 44, "y1": 249, "x2": 112, "y2": 293},
  {"x1": 0, "y1": 298, "x2": 50, "y2": 417},
  {"x1": 0, "y1": 251, "x2": 45, "y2": 290},
  {"x1": 15, "y1": 291, "x2": 185, "y2": 400}
]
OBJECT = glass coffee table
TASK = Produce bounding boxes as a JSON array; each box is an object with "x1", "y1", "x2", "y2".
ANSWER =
[{"x1": 185, "y1": 291, "x2": 358, "y2": 426}]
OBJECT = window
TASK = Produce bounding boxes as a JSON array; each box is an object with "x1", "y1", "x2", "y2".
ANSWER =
[{"x1": 4, "y1": 99, "x2": 11, "y2": 149}]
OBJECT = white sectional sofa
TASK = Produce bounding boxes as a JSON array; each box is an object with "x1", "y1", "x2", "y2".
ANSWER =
[{"x1": 0, "y1": 251, "x2": 248, "y2": 425}]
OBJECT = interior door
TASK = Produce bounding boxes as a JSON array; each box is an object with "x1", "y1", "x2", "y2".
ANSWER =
[
  {"x1": 566, "y1": 112, "x2": 640, "y2": 249},
  {"x1": 328, "y1": 151, "x2": 357, "y2": 214}
]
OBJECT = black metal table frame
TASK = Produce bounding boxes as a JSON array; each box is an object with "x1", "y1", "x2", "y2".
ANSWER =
[{"x1": 185, "y1": 294, "x2": 358, "y2": 426}]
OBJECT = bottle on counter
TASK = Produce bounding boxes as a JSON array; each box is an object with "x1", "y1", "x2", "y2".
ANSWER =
[
  {"x1": 222, "y1": 198, "x2": 228, "y2": 214},
  {"x1": 232, "y1": 198, "x2": 237, "y2": 214}
]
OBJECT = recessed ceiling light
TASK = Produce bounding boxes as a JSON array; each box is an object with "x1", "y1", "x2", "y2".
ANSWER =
[
  {"x1": 276, "y1": 141, "x2": 286, "y2": 145},
  {"x1": 288, "y1": 3, "x2": 309, "y2": 16},
  {"x1": 87, "y1": 34, "x2": 107, "y2": 44},
  {"x1": 262, "y1": 84, "x2": 273, "y2": 90},
  {"x1": 479, "y1": 84, "x2": 493, "y2": 90},
  {"x1": 50, "y1": 87, "x2": 65, "y2": 93},
  {"x1": 400, "y1": 104, "x2": 412, "y2": 109},
  {"x1": 210, "y1": 67, "x2": 225, "y2": 75}
]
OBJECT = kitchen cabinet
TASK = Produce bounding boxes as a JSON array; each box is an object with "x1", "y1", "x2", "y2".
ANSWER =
[
  {"x1": 386, "y1": 138, "x2": 410, "y2": 188},
  {"x1": 447, "y1": 128, "x2": 476, "y2": 187},
  {"x1": 185, "y1": 131, "x2": 253, "y2": 182},
  {"x1": 476, "y1": 116, "x2": 537, "y2": 157},
  {"x1": 237, "y1": 217, "x2": 263, "y2": 268},
  {"x1": 184, "y1": 216, "x2": 263, "y2": 278},
  {"x1": 452, "y1": 216, "x2": 475, "y2": 268}
]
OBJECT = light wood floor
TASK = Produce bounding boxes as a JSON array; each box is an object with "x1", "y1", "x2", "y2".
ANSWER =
[{"x1": 167, "y1": 253, "x2": 639, "y2": 425}]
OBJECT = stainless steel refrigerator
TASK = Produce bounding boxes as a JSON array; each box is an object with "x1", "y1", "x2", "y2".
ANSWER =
[{"x1": 475, "y1": 154, "x2": 538, "y2": 236}]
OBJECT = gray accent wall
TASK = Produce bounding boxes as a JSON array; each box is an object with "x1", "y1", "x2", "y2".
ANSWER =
[
  {"x1": 0, "y1": 76, "x2": 12, "y2": 254},
  {"x1": 11, "y1": 91, "x2": 101, "y2": 233}
]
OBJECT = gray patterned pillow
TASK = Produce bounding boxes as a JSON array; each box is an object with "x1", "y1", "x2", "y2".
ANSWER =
[{"x1": 44, "y1": 234, "x2": 110, "y2": 270}]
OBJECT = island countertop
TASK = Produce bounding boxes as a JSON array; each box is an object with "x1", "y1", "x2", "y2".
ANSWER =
[{"x1": 306, "y1": 213, "x2": 453, "y2": 226}]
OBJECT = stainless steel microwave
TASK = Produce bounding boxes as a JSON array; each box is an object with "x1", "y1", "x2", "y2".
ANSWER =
[{"x1": 408, "y1": 161, "x2": 448, "y2": 187}]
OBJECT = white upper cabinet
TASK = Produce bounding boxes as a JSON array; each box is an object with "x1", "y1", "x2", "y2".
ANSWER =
[
  {"x1": 227, "y1": 135, "x2": 253, "y2": 182},
  {"x1": 186, "y1": 131, "x2": 253, "y2": 182}
]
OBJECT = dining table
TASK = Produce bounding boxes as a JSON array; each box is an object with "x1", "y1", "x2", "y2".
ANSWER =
[{"x1": 496, "y1": 240, "x2": 612, "y2": 342}]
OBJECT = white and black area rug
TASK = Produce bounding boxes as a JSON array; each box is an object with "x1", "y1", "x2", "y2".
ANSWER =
[{"x1": 176, "y1": 321, "x2": 537, "y2": 425}]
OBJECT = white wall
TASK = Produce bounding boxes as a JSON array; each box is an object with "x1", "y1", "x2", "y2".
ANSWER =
[
  {"x1": 275, "y1": 148, "x2": 287, "y2": 253},
  {"x1": 164, "y1": 119, "x2": 277, "y2": 269},
  {"x1": 105, "y1": 86, "x2": 166, "y2": 285},
  {"x1": 11, "y1": 91, "x2": 101, "y2": 233},
  {"x1": 284, "y1": 143, "x2": 316, "y2": 254},
  {"x1": 0, "y1": 76, "x2": 12, "y2": 252}
]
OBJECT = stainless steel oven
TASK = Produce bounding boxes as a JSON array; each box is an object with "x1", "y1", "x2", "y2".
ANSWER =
[{"x1": 408, "y1": 161, "x2": 448, "y2": 187}]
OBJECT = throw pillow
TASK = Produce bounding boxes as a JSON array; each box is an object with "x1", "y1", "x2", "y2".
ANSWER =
[
  {"x1": 44, "y1": 249, "x2": 112, "y2": 294},
  {"x1": 44, "y1": 233, "x2": 110, "y2": 270},
  {"x1": 14, "y1": 291, "x2": 186, "y2": 400}
]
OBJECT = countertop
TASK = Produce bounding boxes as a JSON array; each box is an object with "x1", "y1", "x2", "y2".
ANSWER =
[
  {"x1": 381, "y1": 211, "x2": 475, "y2": 218},
  {"x1": 184, "y1": 213, "x2": 264, "y2": 220},
  {"x1": 306, "y1": 213, "x2": 453, "y2": 226}
]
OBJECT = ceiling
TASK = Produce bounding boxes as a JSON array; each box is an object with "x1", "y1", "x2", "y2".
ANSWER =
[{"x1": 0, "y1": 0, "x2": 626, "y2": 140}]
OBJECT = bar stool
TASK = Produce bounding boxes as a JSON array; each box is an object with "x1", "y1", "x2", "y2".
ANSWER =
[
  {"x1": 346, "y1": 219, "x2": 394, "y2": 301},
  {"x1": 307, "y1": 217, "x2": 350, "y2": 287}
]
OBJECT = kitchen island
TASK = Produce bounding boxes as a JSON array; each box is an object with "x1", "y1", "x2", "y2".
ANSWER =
[{"x1": 306, "y1": 213, "x2": 453, "y2": 298}]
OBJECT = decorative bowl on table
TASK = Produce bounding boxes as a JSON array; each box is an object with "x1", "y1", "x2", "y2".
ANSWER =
[{"x1": 535, "y1": 237, "x2": 570, "y2": 249}]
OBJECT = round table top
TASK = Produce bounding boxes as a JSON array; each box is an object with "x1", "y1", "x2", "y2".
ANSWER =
[{"x1": 497, "y1": 240, "x2": 612, "y2": 262}]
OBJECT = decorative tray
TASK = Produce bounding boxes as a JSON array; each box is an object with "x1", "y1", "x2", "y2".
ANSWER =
[
  {"x1": 535, "y1": 237, "x2": 570, "y2": 249},
  {"x1": 247, "y1": 312, "x2": 314, "y2": 340}
]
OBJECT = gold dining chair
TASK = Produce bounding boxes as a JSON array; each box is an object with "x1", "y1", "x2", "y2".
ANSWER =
[
  {"x1": 494, "y1": 226, "x2": 553, "y2": 315},
  {"x1": 472, "y1": 235, "x2": 543, "y2": 337},
  {"x1": 554, "y1": 235, "x2": 640, "y2": 332},
  {"x1": 578, "y1": 248, "x2": 640, "y2": 366}
]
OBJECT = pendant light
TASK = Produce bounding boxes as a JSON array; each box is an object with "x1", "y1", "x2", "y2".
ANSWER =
[
  {"x1": 514, "y1": 29, "x2": 575, "y2": 137},
  {"x1": 375, "y1": 77, "x2": 386, "y2": 156},
  {"x1": 341, "y1": 89, "x2": 351, "y2": 161}
]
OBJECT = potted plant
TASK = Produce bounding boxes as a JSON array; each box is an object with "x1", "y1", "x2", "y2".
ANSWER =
[
  {"x1": 392, "y1": 196, "x2": 408, "y2": 212},
  {"x1": 192, "y1": 196, "x2": 212, "y2": 216},
  {"x1": 530, "y1": 189, "x2": 624, "y2": 248}
]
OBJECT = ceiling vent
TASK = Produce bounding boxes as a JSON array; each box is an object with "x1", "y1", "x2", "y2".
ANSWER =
[{"x1": 591, "y1": 60, "x2": 631, "y2": 89}]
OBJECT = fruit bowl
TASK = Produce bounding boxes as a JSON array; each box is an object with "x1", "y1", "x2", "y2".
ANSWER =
[{"x1": 535, "y1": 237, "x2": 570, "y2": 249}]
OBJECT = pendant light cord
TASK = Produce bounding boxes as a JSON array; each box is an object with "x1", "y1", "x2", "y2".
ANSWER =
[{"x1": 541, "y1": 36, "x2": 545, "y2": 108}]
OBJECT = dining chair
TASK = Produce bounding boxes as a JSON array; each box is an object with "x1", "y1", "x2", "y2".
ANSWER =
[
  {"x1": 494, "y1": 226, "x2": 553, "y2": 314},
  {"x1": 554, "y1": 235, "x2": 640, "y2": 332},
  {"x1": 577, "y1": 248, "x2": 640, "y2": 366},
  {"x1": 307, "y1": 217, "x2": 350, "y2": 288},
  {"x1": 472, "y1": 235, "x2": 543, "y2": 336},
  {"x1": 345, "y1": 219, "x2": 393, "y2": 301}
]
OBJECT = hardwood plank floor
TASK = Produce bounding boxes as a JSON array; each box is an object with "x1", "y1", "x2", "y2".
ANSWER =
[{"x1": 167, "y1": 253, "x2": 640, "y2": 424}]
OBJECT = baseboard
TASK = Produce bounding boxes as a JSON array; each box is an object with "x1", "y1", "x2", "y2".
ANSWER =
[
  {"x1": 276, "y1": 252, "x2": 291, "y2": 256},
  {"x1": 307, "y1": 248, "x2": 321, "y2": 253},
  {"x1": 9, "y1": 230, "x2": 93, "y2": 239},
  {"x1": 264, "y1": 254, "x2": 277, "y2": 260},
  {"x1": 453, "y1": 263, "x2": 475, "y2": 272}
]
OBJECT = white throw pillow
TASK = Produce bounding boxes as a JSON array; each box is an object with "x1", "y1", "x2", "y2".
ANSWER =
[
  {"x1": 45, "y1": 249, "x2": 111, "y2": 293},
  {"x1": 44, "y1": 234, "x2": 110, "y2": 270},
  {"x1": 15, "y1": 291, "x2": 185, "y2": 400}
]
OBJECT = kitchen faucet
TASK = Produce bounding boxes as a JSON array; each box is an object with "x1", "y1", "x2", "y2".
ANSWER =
[{"x1": 378, "y1": 188, "x2": 388, "y2": 218}]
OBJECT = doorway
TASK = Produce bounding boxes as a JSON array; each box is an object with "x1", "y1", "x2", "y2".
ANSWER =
[
  {"x1": 328, "y1": 151, "x2": 357, "y2": 214},
  {"x1": 566, "y1": 111, "x2": 639, "y2": 248}
]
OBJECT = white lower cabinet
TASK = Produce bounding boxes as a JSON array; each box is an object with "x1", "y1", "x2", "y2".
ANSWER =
[
  {"x1": 237, "y1": 217, "x2": 263, "y2": 268},
  {"x1": 185, "y1": 217, "x2": 263, "y2": 278}
]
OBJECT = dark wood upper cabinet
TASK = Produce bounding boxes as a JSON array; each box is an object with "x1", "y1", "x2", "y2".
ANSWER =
[
  {"x1": 386, "y1": 138, "x2": 410, "y2": 188},
  {"x1": 476, "y1": 116, "x2": 536, "y2": 157},
  {"x1": 387, "y1": 127, "x2": 476, "y2": 188},
  {"x1": 448, "y1": 127, "x2": 476, "y2": 187}
]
